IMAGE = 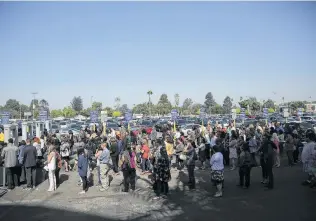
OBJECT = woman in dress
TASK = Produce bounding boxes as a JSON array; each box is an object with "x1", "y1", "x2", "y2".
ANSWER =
[
  {"x1": 47, "y1": 145, "x2": 57, "y2": 192},
  {"x1": 152, "y1": 141, "x2": 171, "y2": 199},
  {"x1": 229, "y1": 130, "x2": 238, "y2": 170}
]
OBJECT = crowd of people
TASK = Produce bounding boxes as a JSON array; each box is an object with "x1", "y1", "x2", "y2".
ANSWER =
[{"x1": 1, "y1": 120, "x2": 316, "y2": 200}]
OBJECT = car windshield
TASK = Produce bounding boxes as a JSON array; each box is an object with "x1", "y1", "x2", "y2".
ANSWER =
[
  {"x1": 107, "y1": 123, "x2": 117, "y2": 127},
  {"x1": 60, "y1": 122, "x2": 66, "y2": 125},
  {"x1": 186, "y1": 125, "x2": 194, "y2": 129},
  {"x1": 301, "y1": 122, "x2": 313, "y2": 129},
  {"x1": 141, "y1": 120, "x2": 152, "y2": 126},
  {"x1": 177, "y1": 119, "x2": 186, "y2": 124},
  {"x1": 52, "y1": 125, "x2": 58, "y2": 129}
]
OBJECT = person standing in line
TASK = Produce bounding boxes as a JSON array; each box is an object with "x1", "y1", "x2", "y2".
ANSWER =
[
  {"x1": 185, "y1": 140, "x2": 197, "y2": 190},
  {"x1": 120, "y1": 145, "x2": 136, "y2": 192},
  {"x1": 237, "y1": 142, "x2": 252, "y2": 189},
  {"x1": 249, "y1": 132, "x2": 258, "y2": 167},
  {"x1": 285, "y1": 132, "x2": 295, "y2": 167},
  {"x1": 95, "y1": 146, "x2": 103, "y2": 186},
  {"x1": 109, "y1": 137, "x2": 119, "y2": 175},
  {"x1": 78, "y1": 148, "x2": 88, "y2": 194},
  {"x1": 210, "y1": 141, "x2": 224, "y2": 197},
  {"x1": 140, "y1": 140, "x2": 150, "y2": 175},
  {"x1": 229, "y1": 131, "x2": 238, "y2": 170},
  {"x1": 261, "y1": 130, "x2": 277, "y2": 190},
  {"x1": 18, "y1": 140, "x2": 27, "y2": 185},
  {"x1": 1, "y1": 138, "x2": 19, "y2": 190},
  {"x1": 99, "y1": 143, "x2": 112, "y2": 192},
  {"x1": 272, "y1": 133, "x2": 280, "y2": 168},
  {"x1": 152, "y1": 142, "x2": 171, "y2": 200},
  {"x1": 47, "y1": 145, "x2": 57, "y2": 192},
  {"x1": 23, "y1": 139, "x2": 37, "y2": 190}
]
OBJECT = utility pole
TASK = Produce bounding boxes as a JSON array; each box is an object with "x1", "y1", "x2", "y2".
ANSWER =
[{"x1": 31, "y1": 92, "x2": 38, "y2": 120}]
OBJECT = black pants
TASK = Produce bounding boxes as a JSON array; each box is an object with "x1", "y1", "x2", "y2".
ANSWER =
[
  {"x1": 260, "y1": 158, "x2": 267, "y2": 180},
  {"x1": 19, "y1": 166, "x2": 26, "y2": 183},
  {"x1": 80, "y1": 176, "x2": 88, "y2": 191},
  {"x1": 25, "y1": 166, "x2": 36, "y2": 188},
  {"x1": 265, "y1": 163, "x2": 274, "y2": 189},
  {"x1": 187, "y1": 165, "x2": 195, "y2": 189},
  {"x1": 287, "y1": 150, "x2": 294, "y2": 166},
  {"x1": 6, "y1": 167, "x2": 19, "y2": 189},
  {"x1": 155, "y1": 180, "x2": 169, "y2": 196},
  {"x1": 205, "y1": 144, "x2": 211, "y2": 160},
  {"x1": 250, "y1": 153, "x2": 258, "y2": 167},
  {"x1": 55, "y1": 168, "x2": 60, "y2": 186},
  {"x1": 111, "y1": 155, "x2": 119, "y2": 173},
  {"x1": 293, "y1": 149, "x2": 299, "y2": 163},
  {"x1": 122, "y1": 168, "x2": 136, "y2": 192},
  {"x1": 223, "y1": 150, "x2": 230, "y2": 166},
  {"x1": 239, "y1": 166, "x2": 251, "y2": 187}
]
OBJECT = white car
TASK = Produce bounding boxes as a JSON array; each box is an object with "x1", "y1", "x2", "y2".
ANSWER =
[
  {"x1": 180, "y1": 124, "x2": 200, "y2": 137},
  {"x1": 59, "y1": 121, "x2": 68, "y2": 129}
]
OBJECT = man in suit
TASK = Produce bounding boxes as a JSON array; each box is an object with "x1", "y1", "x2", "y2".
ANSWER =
[{"x1": 23, "y1": 139, "x2": 37, "y2": 190}]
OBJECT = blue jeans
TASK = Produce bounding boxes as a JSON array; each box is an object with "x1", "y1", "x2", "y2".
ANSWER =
[{"x1": 141, "y1": 158, "x2": 150, "y2": 172}]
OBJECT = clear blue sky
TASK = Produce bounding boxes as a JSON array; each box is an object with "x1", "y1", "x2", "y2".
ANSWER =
[{"x1": 0, "y1": 2, "x2": 315, "y2": 109}]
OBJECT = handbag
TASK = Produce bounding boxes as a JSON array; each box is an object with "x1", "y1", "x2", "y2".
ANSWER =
[{"x1": 179, "y1": 153, "x2": 187, "y2": 161}]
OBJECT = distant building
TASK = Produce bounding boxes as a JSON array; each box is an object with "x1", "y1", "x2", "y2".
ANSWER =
[{"x1": 305, "y1": 103, "x2": 316, "y2": 113}]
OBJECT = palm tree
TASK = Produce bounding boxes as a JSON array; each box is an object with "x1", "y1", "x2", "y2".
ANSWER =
[
  {"x1": 39, "y1": 99, "x2": 49, "y2": 108},
  {"x1": 147, "y1": 90, "x2": 153, "y2": 116},
  {"x1": 114, "y1": 97, "x2": 120, "y2": 110}
]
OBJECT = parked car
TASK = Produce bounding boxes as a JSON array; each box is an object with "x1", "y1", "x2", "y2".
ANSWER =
[{"x1": 180, "y1": 124, "x2": 200, "y2": 137}]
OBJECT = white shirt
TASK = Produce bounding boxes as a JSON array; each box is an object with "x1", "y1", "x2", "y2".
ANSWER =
[
  {"x1": 210, "y1": 152, "x2": 224, "y2": 171},
  {"x1": 48, "y1": 152, "x2": 56, "y2": 170}
]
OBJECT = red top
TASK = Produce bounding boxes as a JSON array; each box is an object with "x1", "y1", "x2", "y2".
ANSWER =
[{"x1": 141, "y1": 145, "x2": 150, "y2": 159}]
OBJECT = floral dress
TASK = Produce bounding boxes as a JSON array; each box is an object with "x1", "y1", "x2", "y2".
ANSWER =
[{"x1": 153, "y1": 148, "x2": 171, "y2": 182}]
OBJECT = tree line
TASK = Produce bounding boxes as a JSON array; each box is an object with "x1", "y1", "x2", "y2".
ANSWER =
[{"x1": 0, "y1": 92, "x2": 310, "y2": 119}]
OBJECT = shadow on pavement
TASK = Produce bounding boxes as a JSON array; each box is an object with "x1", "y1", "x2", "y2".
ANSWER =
[{"x1": 0, "y1": 205, "x2": 152, "y2": 221}]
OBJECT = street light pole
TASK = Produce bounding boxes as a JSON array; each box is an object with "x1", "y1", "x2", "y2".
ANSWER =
[
  {"x1": 31, "y1": 92, "x2": 38, "y2": 120},
  {"x1": 91, "y1": 96, "x2": 93, "y2": 108}
]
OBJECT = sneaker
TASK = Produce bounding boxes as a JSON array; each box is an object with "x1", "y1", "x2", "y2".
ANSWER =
[
  {"x1": 47, "y1": 189, "x2": 54, "y2": 192},
  {"x1": 32, "y1": 186, "x2": 38, "y2": 190},
  {"x1": 153, "y1": 196, "x2": 160, "y2": 200},
  {"x1": 214, "y1": 192, "x2": 222, "y2": 197},
  {"x1": 99, "y1": 187, "x2": 109, "y2": 192},
  {"x1": 79, "y1": 191, "x2": 86, "y2": 194}
]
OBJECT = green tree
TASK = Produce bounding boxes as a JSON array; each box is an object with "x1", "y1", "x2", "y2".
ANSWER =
[
  {"x1": 62, "y1": 106, "x2": 76, "y2": 118},
  {"x1": 263, "y1": 99, "x2": 275, "y2": 109},
  {"x1": 51, "y1": 109, "x2": 63, "y2": 118},
  {"x1": 191, "y1": 103, "x2": 202, "y2": 115},
  {"x1": 182, "y1": 98, "x2": 193, "y2": 114},
  {"x1": 204, "y1": 92, "x2": 216, "y2": 114},
  {"x1": 147, "y1": 90, "x2": 153, "y2": 116},
  {"x1": 174, "y1": 93, "x2": 180, "y2": 108},
  {"x1": 103, "y1": 107, "x2": 114, "y2": 117},
  {"x1": 92, "y1": 101, "x2": 102, "y2": 111},
  {"x1": 71, "y1": 96, "x2": 83, "y2": 112},
  {"x1": 119, "y1": 104, "x2": 129, "y2": 114},
  {"x1": 212, "y1": 104, "x2": 224, "y2": 114},
  {"x1": 114, "y1": 97, "x2": 121, "y2": 110},
  {"x1": 4, "y1": 99, "x2": 20, "y2": 112},
  {"x1": 222, "y1": 96, "x2": 233, "y2": 114},
  {"x1": 157, "y1": 94, "x2": 172, "y2": 115}
]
